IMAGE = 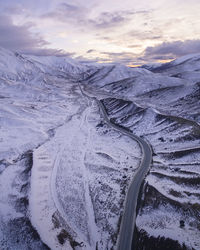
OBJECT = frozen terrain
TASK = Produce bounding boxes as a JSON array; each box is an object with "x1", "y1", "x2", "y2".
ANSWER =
[
  {"x1": 0, "y1": 47, "x2": 141, "y2": 249},
  {"x1": 0, "y1": 46, "x2": 200, "y2": 249},
  {"x1": 30, "y1": 94, "x2": 141, "y2": 249},
  {"x1": 81, "y1": 55, "x2": 200, "y2": 249}
]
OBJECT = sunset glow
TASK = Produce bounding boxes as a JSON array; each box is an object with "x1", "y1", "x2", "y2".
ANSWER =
[{"x1": 0, "y1": 0, "x2": 200, "y2": 65}]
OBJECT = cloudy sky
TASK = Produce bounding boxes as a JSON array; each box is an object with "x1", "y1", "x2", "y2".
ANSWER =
[{"x1": 0, "y1": 0, "x2": 200, "y2": 65}]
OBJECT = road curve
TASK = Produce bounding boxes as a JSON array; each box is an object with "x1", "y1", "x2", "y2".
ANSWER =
[{"x1": 78, "y1": 83, "x2": 152, "y2": 250}]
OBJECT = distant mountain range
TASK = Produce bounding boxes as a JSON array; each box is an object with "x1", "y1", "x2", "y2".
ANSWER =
[{"x1": 0, "y1": 47, "x2": 199, "y2": 250}]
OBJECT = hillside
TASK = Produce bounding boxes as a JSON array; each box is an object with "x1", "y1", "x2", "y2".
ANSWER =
[{"x1": 0, "y1": 47, "x2": 199, "y2": 250}]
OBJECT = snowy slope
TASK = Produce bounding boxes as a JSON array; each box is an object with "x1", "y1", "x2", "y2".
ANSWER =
[
  {"x1": 0, "y1": 48, "x2": 142, "y2": 249},
  {"x1": 82, "y1": 63, "x2": 152, "y2": 87},
  {"x1": 26, "y1": 54, "x2": 94, "y2": 79},
  {"x1": 1, "y1": 47, "x2": 200, "y2": 250},
  {"x1": 81, "y1": 53, "x2": 200, "y2": 250},
  {"x1": 0, "y1": 47, "x2": 41, "y2": 81},
  {"x1": 84, "y1": 56, "x2": 200, "y2": 125},
  {"x1": 0, "y1": 47, "x2": 94, "y2": 249},
  {"x1": 150, "y1": 53, "x2": 200, "y2": 76},
  {"x1": 0, "y1": 47, "x2": 94, "y2": 82}
]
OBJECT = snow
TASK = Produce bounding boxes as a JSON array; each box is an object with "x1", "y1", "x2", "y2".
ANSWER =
[
  {"x1": 146, "y1": 173, "x2": 200, "y2": 204},
  {"x1": 26, "y1": 54, "x2": 92, "y2": 79},
  {"x1": 1, "y1": 47, "x2": 200, "y2": 249},
  {"x1": 30, "y1": 95, "x2": 141, "y2": 249},
  {"x1": 171, "y1": 53, "x2": 200, "y2": 65},
  {"x1": 151, "y1": 53, "x2": 200, "y2": 77},
  {"x1": 82, "y1": 63, "x2": 152, "y2": 87},
  {"x1": 0, "y1": 163, "x2": 23, "y2": 222},
  {"x1": 83, "y1": 52, "x2": 200, "y2": 249},
  {"x1": 136, "y1": 204, "x2": 200, "y2": 250},
  {"x1": 0, "y1": 47, "x2": 144, "y2": 249},
  {"x1": 30, "y1": 145, "x2": 73, "y2": 250}
]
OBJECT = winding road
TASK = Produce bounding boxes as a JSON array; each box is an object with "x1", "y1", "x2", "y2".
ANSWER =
[{"x1": 78, "y1": 83, "x2": 152, "y2": 250}]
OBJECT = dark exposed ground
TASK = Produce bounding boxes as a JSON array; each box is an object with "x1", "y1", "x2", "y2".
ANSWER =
[{"x1": 0, "y1": 151, "x2": 50, "y2": 250}]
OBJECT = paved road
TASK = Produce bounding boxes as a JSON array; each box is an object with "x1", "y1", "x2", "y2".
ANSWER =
[{"x1": 78, "y1": 83, "x2": 152, "y2": 250}]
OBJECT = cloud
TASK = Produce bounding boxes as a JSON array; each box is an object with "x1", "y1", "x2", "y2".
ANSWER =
[
  {"x1": 94, "y1": 26, "x2": 161, "y2": 49},
  {"x1": 100, "y1": 51, "x2": 138, "y2": 64},
  {"x1": 87, "y1": 10, "x2": 134, "y2": 29},
  {"x1": 128, "y1": 29, "x2": 162, "y2": 41},
  {"x1": 127, "y1": 44, "x2": 142, "y2": 48},
  {"x1": 87, "y1": 49, "x2": 96, "y2": 53},
  {"x1": 90, "y1": 9, "x2": 150, "y2": 30},
  {"x1": 75, "y1": 55, "x2": 99, "y2": 64},
  {"x1": 22, "y1": 48, "x2": 75, "y2": 57},
  {"x1": 3, "y1": 6, "x2": 25, "y2": 15},
  {"x1": 0, "y1": 15, "x2": 48, "y2": 49},
  {"x1": 74, "y1": 50, "x2": 139, "y2": 65},
  {"x1": 0, "y1": 15, "x2": 73, "y2": 56},
  {"x1": 42, "y1": 2, "x2": 147, "y2": 31},
  {"x1": 87, "y1": 39, "x2": 200, "y2": 65},
  {"x1": 42, "y1": 2, "x2": 86, "y2": 24},
  {"x1": 143, "y1": 40, "x2": 200, "y2": 61}
]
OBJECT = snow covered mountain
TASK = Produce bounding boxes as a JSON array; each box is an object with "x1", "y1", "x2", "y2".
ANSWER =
[
  {"x1": 0, "y1": 47, "x2": 199, "y2": 250},
  {"x1": 0, "y1": 47, "x2": 142, "y2": 250},
  {"x1": 0, "y1": 47, "x2": 92, "y2": 80},
  {"x1": 146, "y1": 53, "x2": 200, "y2": 79},
  {"x1": 82, "y1": 54, "x2": 200, "y2": 249}
]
